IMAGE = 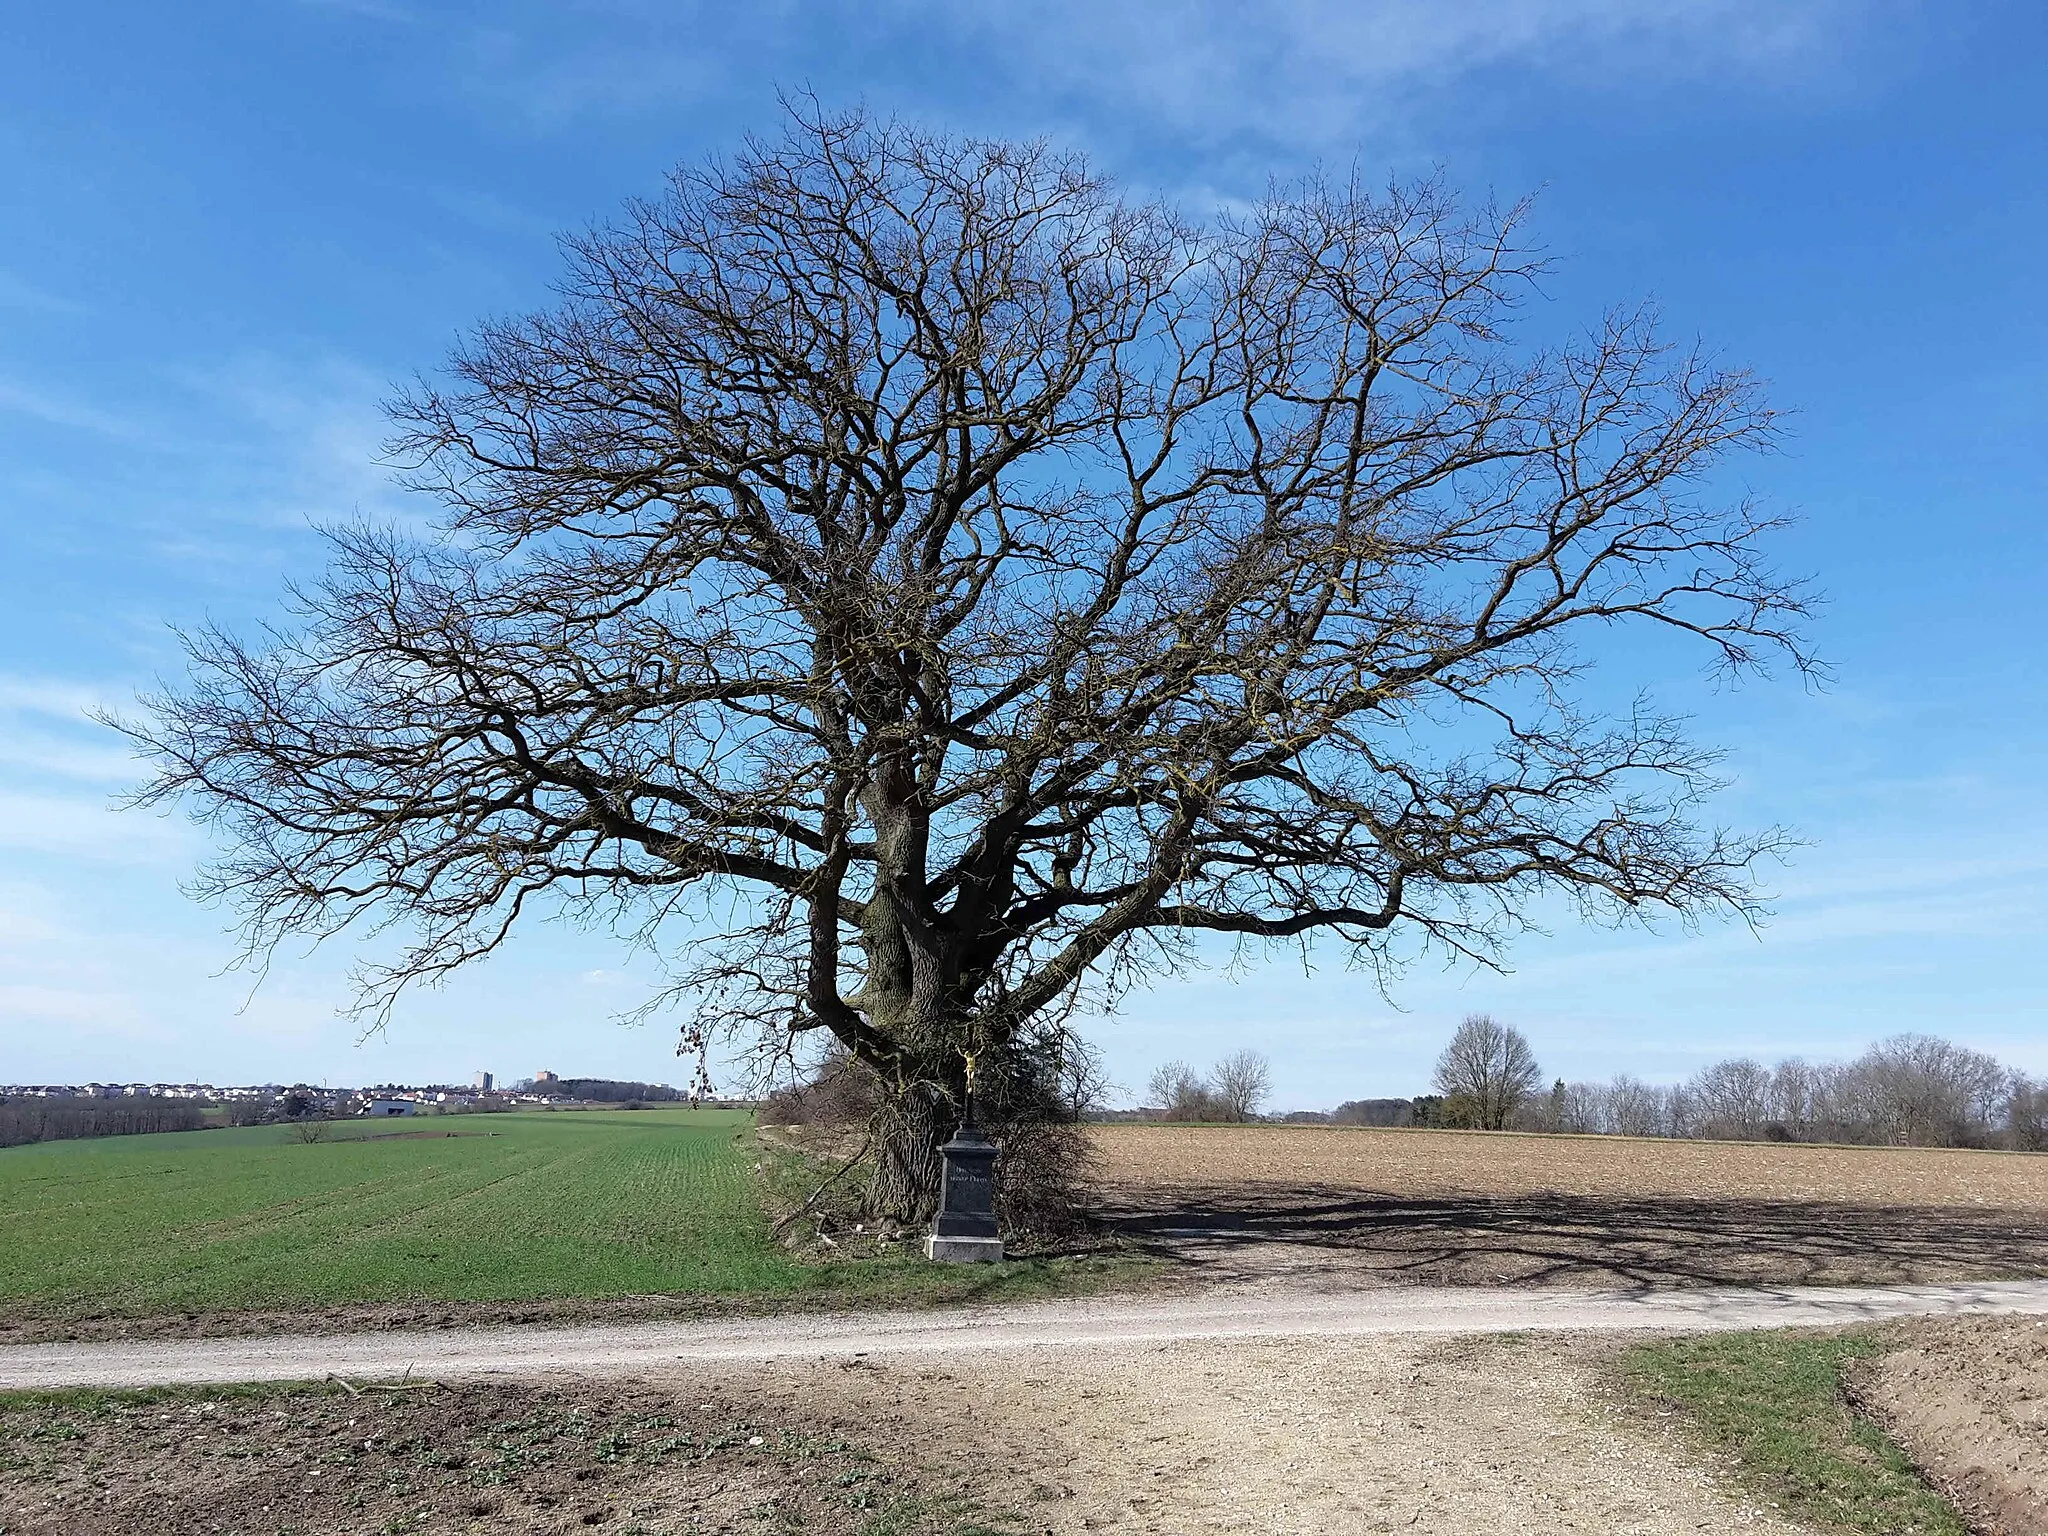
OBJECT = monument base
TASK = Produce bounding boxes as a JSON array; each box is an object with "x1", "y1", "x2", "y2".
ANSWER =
[{"x1": 925, "y1": 1234, "x2": 1005, "y2": 1264}]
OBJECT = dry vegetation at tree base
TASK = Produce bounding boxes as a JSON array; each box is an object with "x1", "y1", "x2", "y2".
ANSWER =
[
  {"x1": 0, "y1": 1379, "x2": 1024, "y2": 1536},
  {"x1": 0, "y1": 1111, "x2": 1127, "y2": 1335}
]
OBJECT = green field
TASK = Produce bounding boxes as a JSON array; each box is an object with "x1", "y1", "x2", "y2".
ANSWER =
[{"x1": 0, "y1": 1109, "x2": 1103, "y2": 1322}]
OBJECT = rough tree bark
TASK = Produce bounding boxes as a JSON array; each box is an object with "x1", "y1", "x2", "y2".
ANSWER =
[{"x1": 117, "y1": 104, "x2": 1813, "y2": 1222}]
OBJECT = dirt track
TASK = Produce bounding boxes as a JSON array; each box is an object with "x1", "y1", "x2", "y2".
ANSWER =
[
  {"x1": 11, "y1": 1278, "x2": 2036, "y2": 1534},
  {"x1": 5, "y1": 1278, "x2": 2047, "y2": 1391},
  {"x1": 0, "y1": 1331, "x2": 1821, "y2": 1536}
]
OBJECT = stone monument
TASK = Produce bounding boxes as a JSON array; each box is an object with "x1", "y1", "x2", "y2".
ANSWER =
[{"x1": 926, "y1": 1086, "x2": 1003, "y2": 1263}]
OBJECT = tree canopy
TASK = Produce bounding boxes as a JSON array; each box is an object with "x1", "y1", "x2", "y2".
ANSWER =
[
  {"x1": 121, "y1": 105, "x2": 1810, "y2": 1214},
  {"x1": 1432, "y1": 1013, "x2": 1542, "y2": 1130}
]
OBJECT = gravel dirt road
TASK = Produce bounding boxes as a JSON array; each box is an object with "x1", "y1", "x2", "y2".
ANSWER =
[
  {"x1": 0, "y1": 1330, "x2": 1832, "y2": 1535},
  {"x1": 6, "y1": 1277, "x2": 2048, "y2": 1391}
]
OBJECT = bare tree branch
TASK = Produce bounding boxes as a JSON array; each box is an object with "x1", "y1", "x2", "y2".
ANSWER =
[{"x1": 113, "y1": 104, "x2": 1813, "y2": 1215}]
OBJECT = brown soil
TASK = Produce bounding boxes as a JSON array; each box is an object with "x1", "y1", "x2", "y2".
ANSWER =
[
  {"x1": 1852, "y1": 1315, "x2": 2048, "y2": 1536},
  {"x1": 0, "y1": 1333, "x2": 1811, "y2": 1536},
  {"x1": 1092, "y1": 1126, "x2": 2048, "y2": 1289},
  {"x1": 1091, "y1": 1125, "x2": 2048, "y2": 1207},
  {"x1": 0, "y1": 1376, "x2": 1026, "y2": 1536}
]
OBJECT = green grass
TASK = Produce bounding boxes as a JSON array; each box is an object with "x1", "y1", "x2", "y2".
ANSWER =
[
  {"x1": 0, "y1": 1109, "x2": 1136, "y2": 1322},
  {"x1": 1622, "y1": 1329, "x2": 1968, "y2": 1536}
]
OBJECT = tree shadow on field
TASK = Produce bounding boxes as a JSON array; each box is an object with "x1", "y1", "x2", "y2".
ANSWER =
[{"x1": 1101, "y1": 1186, "x2": 2048, "y2": 1289}]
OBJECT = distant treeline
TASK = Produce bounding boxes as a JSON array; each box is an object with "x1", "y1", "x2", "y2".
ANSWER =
[
  {"x1": 542, "y1": 1079, "x2": 681, "y2": 1102},
  {"x1": 1287, "y1": 1098, "x2": 1441, "y2": 1128},
  {"x1": 1284, "y1": 1033, "x2": 2046, "y2": 1152},
  {"x1": 1542, "y1": 1035, "x2": 2045, "y2": 1151},
  {"x1": 0, "y1": 1097, "x2": 207, "y2": 1149}
]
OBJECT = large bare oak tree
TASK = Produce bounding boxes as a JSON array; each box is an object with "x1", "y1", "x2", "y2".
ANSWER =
[{"x1": 122, "y1": 106, "x2": 1810, "y2": 1218}]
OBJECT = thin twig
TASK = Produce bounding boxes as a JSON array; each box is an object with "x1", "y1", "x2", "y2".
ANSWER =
[
  {"x1": 771, "y1": 1133, "x2": 873, "y2": 1237},
  {"x1": 324, "y1": 1372, "x2": 442, "y2": 1395}
]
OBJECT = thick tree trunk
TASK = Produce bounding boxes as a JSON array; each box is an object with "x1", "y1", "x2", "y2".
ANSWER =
[{"x1": 866, "y1": 1079, "x2": 953, "y2": 1224}]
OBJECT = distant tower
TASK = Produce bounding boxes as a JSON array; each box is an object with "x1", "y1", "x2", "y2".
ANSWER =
[
  {"x1": 535, "y1": 1070, "x2": 558, "y2": 1086},
  {"x1": 474, "y1": 1071, "x2": 494, "y2": 1092}
]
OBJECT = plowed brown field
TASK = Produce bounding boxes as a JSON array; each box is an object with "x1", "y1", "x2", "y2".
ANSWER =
[
  {"x1": 1088, "y1": 1125, "x2": 2048, "y2": 1289},
  {"x1": 1854, "y1": 1315, "x2": 2048, "y2": 1536},
  {"x1": 1090, "y1": 1124, "x2": 2048, "y2": 1208}
]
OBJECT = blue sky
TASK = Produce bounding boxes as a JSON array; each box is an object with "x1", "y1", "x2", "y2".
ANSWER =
[{"x1": 1, "y1": 1, "x2": 2044, "y2": 1104}]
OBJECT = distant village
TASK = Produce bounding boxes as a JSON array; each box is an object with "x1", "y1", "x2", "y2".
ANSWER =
[{"x1": 0, "y1": 1071, "x2": 747, "y2": 1120}]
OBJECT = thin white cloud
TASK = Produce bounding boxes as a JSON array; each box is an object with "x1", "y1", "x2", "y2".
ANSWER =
[
  {"x1": 0, "y1": 727, "x2": 137, "y2": 786},
  {"x1": 0, "y1": 983, "x2": 145, "y2": 1031},
  {"x1": 297, "y1": 0, "x2": 416, "y2": 20},
  {"x1": 0, "y1": 673, "x2": 143, "y2": 785},
  {"x1": 0, "y1": 269, "x2": 83, "y2": 313},
  {"x1": 931, "y1": 0, "x2": 1859, "y2": 143},
  {"x1": 0, "y1": 790, "x2": 191, "y2": 864},
  {"x1": 173, "y1": 352, "x2": 413, "y2": 528},
  {"x1": 0, "y1": 675, "x2": 114, "y2": 719},
  {"x1": 390, "y1": 0, "x2": 1869, "y2": 144},
  {"x1": 0, "y1": 378, "x2": 143, "y2": 439}
]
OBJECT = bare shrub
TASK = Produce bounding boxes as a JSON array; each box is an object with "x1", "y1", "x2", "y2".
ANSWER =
[
  {"x1": 1051, "y1": 1034, "x2": 1118, "y2": 1121},
  {"x1": 759, "y1": 1044, "x2": 879, "y2": 1127},
  {"x1": 1331, "y1": 1098, "x2": 1415, "y2": 1128},
  {"x1": 1854, "y1": 1034, "x2": 2010, "y2": 1147},
  {"x1": 1606, "y1": 1075, "x2": 1667, "y2": 1138},
  {"x1": 1770, "y1": 1057, "x2": 1817, "y2": 1129},
  {"x1": 1211, "y1": 1050, "x2": 1273, "y2": 1121},
  {"x1": 291, "y1": 1120, "x2": 330, "y2": 1144},
  {"x1": 1144, "y1": 1057, "x2": 1263, "y2": 1122},
  {"x1": 1542, "y1": 1036, "x2": 2027, "y2": 1148},
  {"x1": 765, "y1": 1030, "x2": 1098, "y2": 1239}
]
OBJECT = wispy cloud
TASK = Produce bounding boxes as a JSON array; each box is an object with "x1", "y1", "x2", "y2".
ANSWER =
[
  {"x1": 0, "y1": 726, "x2": 136, "y2": 785},
  {"x1": 301, "y1": 0, "x2": 415, "y2": 18},
  {"x1": 172, "y1": 352, "x2": 412, "y2": 527},
  {"x1": 0, "y1": 983, "x2": 144, "y2": 1031},
  {"x1": 0, "y1": 672, "x2": 139, "y2": 784},
  {"x1": 0, "y1": 675, "x2": 114, "y2": 718},
  {"x1": 340, "y1": 0, "x2": 1871, "y2": 147},
  {"x1": 0, "y1": 269, "x2": 84, "y2": 313},
  {"x1": 0, "y1": 672, "x2": 172, "y2": 853},
  {"x1": 0, "y1": 378, "x2": 144, "y2": 439},
  {"x1": 951, "y1": 0, "x2": 1851, "y2": 140},
  {"x1": 0, "y1": 790, "x2": 190, "y2": 863},
  {"x1": 431, "y1": 0, "x2": 1868, "y2": 146}
]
